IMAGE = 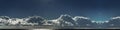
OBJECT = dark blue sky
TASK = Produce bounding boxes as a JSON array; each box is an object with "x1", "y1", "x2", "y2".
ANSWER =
[{"x1": 0, "y1": 0, "x2": 120, "y2": 21}]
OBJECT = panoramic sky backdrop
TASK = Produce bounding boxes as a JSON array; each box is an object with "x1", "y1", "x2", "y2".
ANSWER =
[{"x1": 0, "y1": 0, "x2": 120, "y2": 21}]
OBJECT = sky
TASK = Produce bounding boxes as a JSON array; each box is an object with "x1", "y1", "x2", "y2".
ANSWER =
[{"x1": 0, "y1": 0, "x2": 120, "y2": 21}]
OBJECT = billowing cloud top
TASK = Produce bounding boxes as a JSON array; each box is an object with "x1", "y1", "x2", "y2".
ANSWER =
[
  {"x1": 0, "y1": 14, "x2": 91, "y2": 26},
  {"x1": 0, "y1": 14, "x2": 120, "y2": 27}
]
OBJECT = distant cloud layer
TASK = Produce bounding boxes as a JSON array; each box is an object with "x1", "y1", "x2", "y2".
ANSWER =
[{"x1": 0, "y1": 14, "x2": 119, "y2": 28}]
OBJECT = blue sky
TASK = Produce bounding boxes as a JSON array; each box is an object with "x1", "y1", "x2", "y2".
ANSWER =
[{"x1": 0, "y1": 0, "x2": 120, "y2": 21}]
